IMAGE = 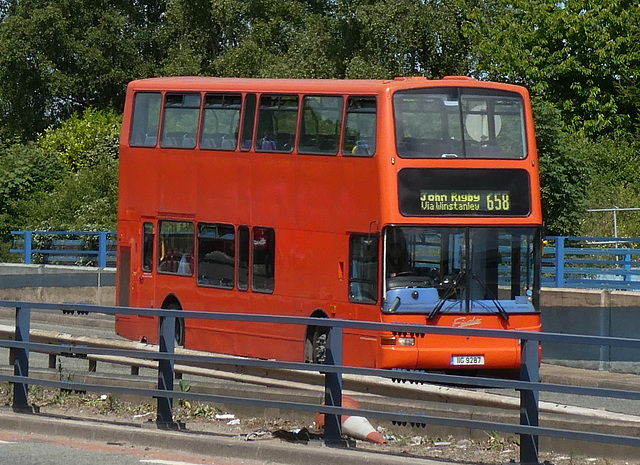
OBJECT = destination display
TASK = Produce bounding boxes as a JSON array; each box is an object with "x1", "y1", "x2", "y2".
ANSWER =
[
  {"x1": 398, "y1": 168, "x2": 531, "y2": 217},
  {"x1": 420, "y1": 190, "x2": 511, "y2": 213}
]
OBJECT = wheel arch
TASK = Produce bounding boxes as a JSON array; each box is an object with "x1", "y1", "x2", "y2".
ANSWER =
[
  {"x1": 305, "y1": 308, "x2": 329, "y2": 337},
  {"x1": 161, "y1": 294, "x2": 182, "y2": 310}
]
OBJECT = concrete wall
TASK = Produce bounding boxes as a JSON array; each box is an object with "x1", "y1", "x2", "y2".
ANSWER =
[
  {"x1": 541, "y1": 288, "x2": 640, "y2": 373},
  {"x1": 0, "y1": 264, "x2": 115, "y2": 306}
]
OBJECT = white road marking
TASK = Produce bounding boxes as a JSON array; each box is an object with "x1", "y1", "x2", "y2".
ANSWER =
[
  {"x1": 140, "y1": 460, "x2": 206, "y2": 465},
  {"x1": 0, "y1": 440, "x2": 16, "y2": 444}
]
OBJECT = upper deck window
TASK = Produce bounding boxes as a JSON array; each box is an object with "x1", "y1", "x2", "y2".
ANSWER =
[
  {"x1": 394, "y1": 88, "x2": 527, "y2": 159},
  {"x1": 256, "y1": 95, "x2": 298, "y2": 153},
  {"x1": 130, "y1": 92, "x2": 162, "y2": 147},
  {"x1": 298, "y1": 96, "x2": 343, "y2": 156},
  {"x1": 161, "y1": 93, "x2": 201, "y2": 149},
  {"x1": 240, "y1": 94, "x2": 257, "y2": 151},
  {"x1": 343, "y1": 97, "x2": 376, "y2": 156},
  {"x1": 200, "y1": 93, "x2": 242, "y2": 150}
]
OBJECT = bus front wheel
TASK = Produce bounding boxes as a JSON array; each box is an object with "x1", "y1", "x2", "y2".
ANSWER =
[{"x1": 304, "y1": 326, "x2": 328, "y2": 364}]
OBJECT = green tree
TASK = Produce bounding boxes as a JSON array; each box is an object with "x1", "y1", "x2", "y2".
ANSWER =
[
  {"x1": 21, "y1": 107, "x2": 122, "y2": 230},
  {"x1": 342, "y1": 0, "x2": 469, "y2": 79},
  {"x1": 0, "y1": 106, "x2": 121, "y2": 259},
  {"x1": 573, "y1": 137, "x2": 640, "y2": 237},
  {"x1": 533, "y1": 99, "x2": 589, "y2": 236},
  {"x1": 166, "y1": 0, "x2": 337, "y2": 78},
  {"x1": 161, "y1": 0, "x2": 224, "y2": 76},
  {"x1": 17, "y1": 153, "x2": 118, "y2": 232},
  {"x1": 465, "y1": 0, "x2": 640, "y2": 139},
  {"x1": 0, "y1": 0, "x2": 166, "y2": 140},
  {"x1": 37, "y1": 108, "x2": 122, "y2": 171},
  {"x1": 163, "y1": 0, "x2": 471, "y2": 80},
  {"x1": 0, "y1": 141, "x2": 67, "y2": 255}
]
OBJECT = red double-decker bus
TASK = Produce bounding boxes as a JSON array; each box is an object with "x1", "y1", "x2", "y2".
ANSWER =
[{"x1": 116, "y1": 76, "x2": 542, "y2": 375}]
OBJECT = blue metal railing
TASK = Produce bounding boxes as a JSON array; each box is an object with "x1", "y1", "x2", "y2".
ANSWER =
[
  {"x1": 542, "y1": 236, "x2": 640, "y2": 290},
  {"x1": 1, "y1": 299, "x2": 640, "y2": 464},
  {"x1": 10, "y1": 231, "x2": 117, "y2": 268},
  {"x1": 9, "y1": 231, "x2": 640, "y2": 290}
]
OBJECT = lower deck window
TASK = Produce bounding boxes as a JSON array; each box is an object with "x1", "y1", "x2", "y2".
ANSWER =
[
  {"x1": 158, "y1": 220, "x2": 195, "y2": 275},
  {"x1": 238, "y1": 226, "x2": 249, "y2": 291},
  {"x1": 349, "y1": 234, "x2": 379, "y2": 304},
  {"x1": 252, "y1": 227, "x2": 275, "y2": 293},
  {"x1": 197, "y1": 223, "x2": 235, "y2": 289},
  {"x1": 142, "y1": 222, "x2": 154, "y2": 272}
]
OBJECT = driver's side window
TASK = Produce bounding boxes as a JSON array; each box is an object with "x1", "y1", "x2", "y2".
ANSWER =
[{"x1": 349, "y1": 235, "x2": 379, "y2": 304}]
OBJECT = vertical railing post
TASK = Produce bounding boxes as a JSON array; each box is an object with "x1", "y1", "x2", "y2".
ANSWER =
[
  {"x1": 13, "y1": 306, "x2": 31, "y2": 411},
  {"x1": 554, "y1": 236, "x2": 565, "y2": 288},
  {"x1": 23, "y1": 231, "x2": 32, "y2": 265},
  {"x1": 324, "y1": 325, "x2": 344, "y2": 446},
  {"x1": 156, "y1": 313, "x2": 176, "y2": 427},
  {"x1": 519, "y1": 337, "x2": 540, "y2": 465},
  {"x1": 98, "y1": 231, "x2": 108, "y2": 268},
  {"x1": 624, "y1": 252, "x2": 631, "y2": 283}
]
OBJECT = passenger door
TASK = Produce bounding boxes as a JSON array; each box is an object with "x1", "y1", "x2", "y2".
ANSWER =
[{"x1": 136, "y1": 220, "x2": 157, "y2": 309}]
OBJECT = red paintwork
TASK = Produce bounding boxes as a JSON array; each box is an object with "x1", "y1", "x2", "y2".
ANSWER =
[{"x1": 116, "y1": 76, "x2": 542, "y2": 371}]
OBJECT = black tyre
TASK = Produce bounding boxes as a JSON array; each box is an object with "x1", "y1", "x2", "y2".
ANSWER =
[
  {"x1": 304, "y1": 326, "x2": 328, "y2": 364},
  {"x1": 165, "y1": 302, "x2": 185, "y2": 348}
]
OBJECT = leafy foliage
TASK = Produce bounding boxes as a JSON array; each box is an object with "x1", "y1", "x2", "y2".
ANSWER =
[
  {"x1": 465, "y1": 0, "x2": 640, "y2": 139},
  {"x1": 0, "y1": 141, "x2": 67, "y2": 238},
  {"x1": 532, "y1": 99, "x2": 589, "y2": 236},
  {"x1": 0, "y1": 0, "x2": 166, "y2": 140},
  {"x1": 0, "y1": 109, "x2": 120, "y2": 260},
  {"x1": 573, "y1": 137, "x2": 640, "y2": 237},
  {"x1": 1, "y1": 0, "x2": 640, "y2": 238},
  {"x1": 341, "y1": 0, "x2": 469, "y2": 79},
  {"x1": 162, "y1": 0, "x2": 469, "y2": 79},
  {"x1": 17, "y1": 153, "x2": 118, "y2": 232},
  {"x1": 37, "y1": 108, "x2": 122, "y2": 171}
]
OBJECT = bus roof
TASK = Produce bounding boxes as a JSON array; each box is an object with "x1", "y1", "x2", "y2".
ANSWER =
[{"x1": 126, "y1": 76, "x2": 529, "y2": 96}]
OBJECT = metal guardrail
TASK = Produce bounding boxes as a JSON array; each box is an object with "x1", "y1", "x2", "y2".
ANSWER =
[
  {"x1": 1, "y1": 300, "x2": 640, "y2": 464},
  {"x1": 9, "y1": 231, "x2": 117, "y2": 268},
  {"x1": 543, "y1": 236, "x2": 640, "y2": 290},
  {"x1": 10, "y1": 231, "x2": 640, "y2": 291}
]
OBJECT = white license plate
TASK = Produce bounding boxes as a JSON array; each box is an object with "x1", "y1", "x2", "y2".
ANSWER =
[{"x1": 451, "y1": 355, "x2": 485, "y2": 366}]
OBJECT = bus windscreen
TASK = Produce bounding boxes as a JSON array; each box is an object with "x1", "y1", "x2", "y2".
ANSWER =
[
  {"x1": 394, "y1": 88, "x2": 527, "y2": 159},
  {"x1": 383, "y1": 226, "x2": 538, "y2": 316}
]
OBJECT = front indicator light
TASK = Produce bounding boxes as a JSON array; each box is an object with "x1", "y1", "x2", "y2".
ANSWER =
[{"x1": 381, "y1": 336, "x2": 416, "y2": 346}]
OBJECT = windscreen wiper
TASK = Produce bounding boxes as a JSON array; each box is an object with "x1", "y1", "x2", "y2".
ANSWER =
[
  {"x1": 470, "y1": 273, "x2": 509, "y2": 321},
  {"x1": 428, "y1": 270, "x2": 464, "y2": 320}
]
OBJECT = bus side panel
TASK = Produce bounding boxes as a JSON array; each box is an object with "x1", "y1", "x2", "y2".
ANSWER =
[
  {"x1": 118, "y1": 149, "x2": 160, "y2": 223},
  {"x1": 343, "y1": 327, "x2": 385, "y2": 368},
  {"x1": 250, "y1": 155, "x2": 297, "y2": 230},
  {"x1": 196, "y1": 151, "x2": 246, "y2": 225},
  {"x1": 158, "y1": 150, "x2": 197, "y2": 215},
  {"x1": 181, "y1": 292, "x2": 303, "y2": 362}
]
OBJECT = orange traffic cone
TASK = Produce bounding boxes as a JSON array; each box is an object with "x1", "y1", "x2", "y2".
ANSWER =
[{"x1": 316, "y1": 395, "x2": 387, "y2": 444}]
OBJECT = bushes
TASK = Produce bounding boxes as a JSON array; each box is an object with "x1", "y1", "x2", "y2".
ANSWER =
[{"x1": 0, "y1": 109, "x2": 120, "y2": 261}]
